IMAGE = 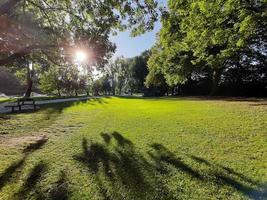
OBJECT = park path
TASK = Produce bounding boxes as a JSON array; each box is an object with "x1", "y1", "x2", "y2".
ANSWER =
[{"x1": 0, "y1": 96, "x2": 91, "y2": 114}]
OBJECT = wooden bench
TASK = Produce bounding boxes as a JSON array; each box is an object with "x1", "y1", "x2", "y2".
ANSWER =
[{"x1": 5, "y1": 98, "x2": 37, "y2": 113}]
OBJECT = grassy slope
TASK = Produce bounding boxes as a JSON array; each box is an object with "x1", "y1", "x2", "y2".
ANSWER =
[{"x1": 0, "y1": 97, "x2": 266, "y2": 200}]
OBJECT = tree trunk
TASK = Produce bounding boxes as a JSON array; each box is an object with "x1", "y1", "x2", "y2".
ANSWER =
[
  {"x1": 24, "y1": 78, "x2": 32, "y2": 98},
  {"x1": 24, "y1": 63, "x2": 32, "y2": 98},
  {"x1": 210, "y1": 69, "x2": 221, "y2": 96},
  {"x1": 57, "y1": 89, "x2": 61, "y2": 96},
  {"x1": 171, "y1": 87, "x2": 175, "y2": 96}
]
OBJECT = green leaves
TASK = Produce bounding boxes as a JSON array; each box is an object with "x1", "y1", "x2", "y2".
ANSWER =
[
  {"x1": 1, "y1": 0, "x2": 160, "y2": 66},
  {"x1": 147, "y1": 0, "x2": 266, "y2": 91}
]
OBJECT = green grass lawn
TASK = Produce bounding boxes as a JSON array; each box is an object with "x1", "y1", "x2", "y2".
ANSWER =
[{"x1": 0, "y1": 97, "x2": 266, "y2": 200}]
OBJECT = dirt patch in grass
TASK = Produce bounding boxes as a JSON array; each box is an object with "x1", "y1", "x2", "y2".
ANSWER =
[{"x1": 0, "y1": 135, "x2": 48, "y2": 148}]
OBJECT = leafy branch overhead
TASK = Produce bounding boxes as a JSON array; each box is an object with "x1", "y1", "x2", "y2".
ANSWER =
[{"x1": 0, "y1": 0, "x2": 160, "y2": 66}]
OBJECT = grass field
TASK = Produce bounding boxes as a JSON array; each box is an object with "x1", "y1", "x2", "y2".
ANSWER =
[{"x1": 0, "y1": 97, "x2": 266, "y2": 200}]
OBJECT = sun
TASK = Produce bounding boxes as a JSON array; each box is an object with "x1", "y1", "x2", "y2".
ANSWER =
[{"x1": 75, "y1": 50, "x2": 87, "y2": 63}]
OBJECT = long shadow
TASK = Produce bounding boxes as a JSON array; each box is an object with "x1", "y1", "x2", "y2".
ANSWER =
[
  {"x1": 74, "y1": 132, "x2": 261, "y2": 199},
  {"x1": 220, "y1": 165, "x2": 258, "y2": 185},
  {"x1": 149, "y1": 145, "x2": 263, "y2": 198},
  {"x1": 214, "y1": 173, "x2": 254, "y2": 195},
  {"x1": 0, "y1": 157, "x2": 26, "y2": 190},
  {"x1": 49, "y1": 170, "x2": 69, "y2": 200},
  {"x1": 100, "y1": 132, "x2": 112, "y2": 144},
  {"x1": 0, "y1": 138, "x2": 48, "y2": 190},
  {"x1": 74, "y1": 132, "x2": 174, "y2": 200},
  {"x1": 190, "y1": 155, "x2": 258, "y2": 184},
  {"x1": 15, "y1": 161, "x2": 47, "y2": 199},
  {"x1": 189, "y1": 155, "x2": 260, "y2": 197},
  {"x1": 149, "y1": 143, "x2": 203, "y2": 179}
]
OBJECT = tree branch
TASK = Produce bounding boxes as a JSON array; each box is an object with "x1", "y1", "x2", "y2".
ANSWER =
[{"x1": 0, "y1": 44, "x2": 57, "y2": 65}]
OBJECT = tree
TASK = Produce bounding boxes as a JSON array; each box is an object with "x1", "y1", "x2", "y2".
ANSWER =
[
  {"x1": 145, "y1": 46, "x2": 169, "y2": 96},
  {"x1": 104, "y1": 57, "x2": 130, "y2": 95},
  {"x1": 0, "y1": 0, "x2": 159, "y2": 66},
  {"x1": 103, "y1": 51, "x2": 150, "y2": 96},
  {"x1": 40, "y1": 67, "x2": 61, "y2": 95},
  {"x1": 149, "y1": 0, "x2": 266, "y2": 95},
  {"x1": 0, "y1": 0, "x2": 161, "y2": 97},
  {"x1": 92, "y1": 80, "x2": 102, "y2": 96},
  {"x1": 130, "y1": 50, "x2": 150, "y2": 92}
]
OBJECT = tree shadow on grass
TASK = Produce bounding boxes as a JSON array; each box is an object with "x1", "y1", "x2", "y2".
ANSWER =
[
  {"x1": 0, "y1": 136, "x2": 69, "y2": 199},
  {"x1": 149, "y1": 143, "x2": 203, "y2": 180},
  {"x1": 190, "y1": 155, "x2": 258, "y2": 185},
  {"x1": 48, "y1": 171, "x2": 69, "y2": 200},
  {"x1": 14, "y1": 161, "x2": 47, "y2": 200},
  {"x1": 0, "y1": 138, "x2": 48, "y2": 191},
  {"x1": 0, "y1": 157, "x2": 26, "y2": 190},
  {"x1": 74, "y1": 132, "x2": 174, "y2": 200},
  {"x1": 189, "y1": 155, "x2": 265, "y2": 199},
  {"x1": 74, "y1": 132, "x2": 262, "y2": 199},
  {"x1": 15, "y1": 164, "x2": 69, "y2": 200}
]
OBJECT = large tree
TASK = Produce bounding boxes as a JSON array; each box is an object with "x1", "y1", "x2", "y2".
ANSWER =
[
  {"x1": 130, "y1": 50, "x2": 150, "y2": 92},
  {"x1": 103, "y1": 51, "x2": 150, "y2": 96},
  {"x1": 0, "y1": 0, "x2": 160, "y2": 96},
  {"x1": 0, "y1": 0, "x2": 159, "y2": 65},
  {"x1": 148, "y1": 0, "x2": 266, "y2": 95}
]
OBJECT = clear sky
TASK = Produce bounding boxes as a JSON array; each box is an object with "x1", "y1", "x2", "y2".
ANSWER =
[
  {"x1": 110, "y1": 21, "x2": 161, "y2": 58},
  {"x1": 110, "y1": 0, "x2": 167, "y2": 59}
]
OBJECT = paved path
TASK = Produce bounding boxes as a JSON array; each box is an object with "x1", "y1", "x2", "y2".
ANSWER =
[{"x1": 0, "y1": 97, "x2": 91, "y2": 114}]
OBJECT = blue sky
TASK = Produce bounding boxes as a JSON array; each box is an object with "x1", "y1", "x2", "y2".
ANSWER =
[
  {"x1": 110, "y1": 0, "x2": 167, "y2": 58},
  {"x1": 110, "y1": 21, "x2": 161, "y2": 58}
]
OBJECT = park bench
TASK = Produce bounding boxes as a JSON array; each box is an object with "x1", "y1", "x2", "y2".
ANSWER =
[{"x1": 5, "y1": 98, "x2": 37, "y2": 113}]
